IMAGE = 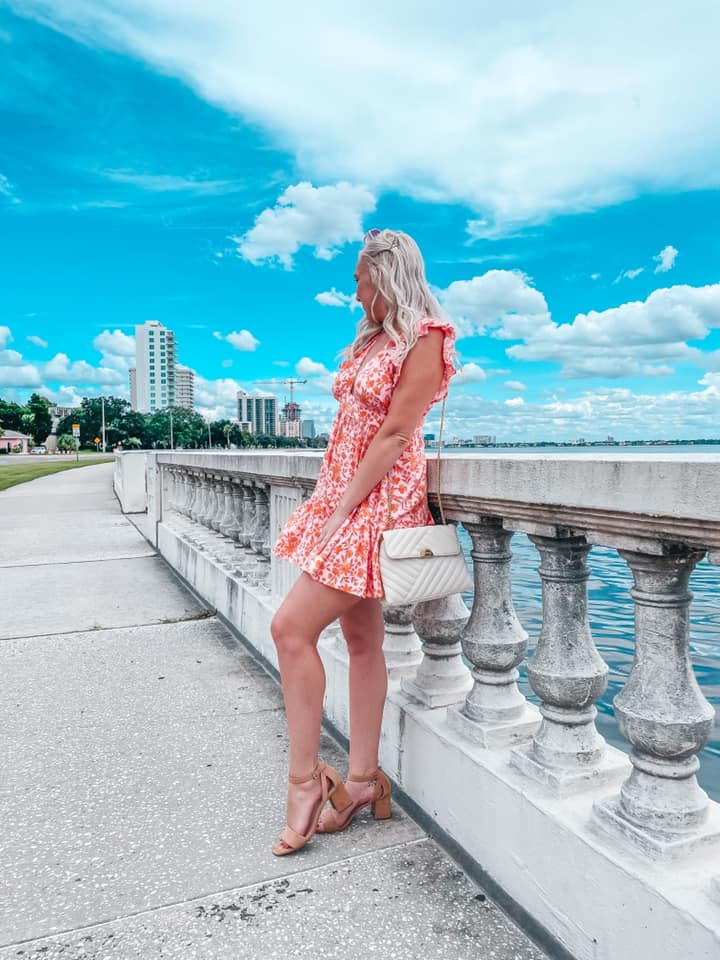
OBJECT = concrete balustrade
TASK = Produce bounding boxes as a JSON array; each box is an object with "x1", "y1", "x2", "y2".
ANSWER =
[{"x1": 115, "y1": 449, "x2": 720, "y2": 960}]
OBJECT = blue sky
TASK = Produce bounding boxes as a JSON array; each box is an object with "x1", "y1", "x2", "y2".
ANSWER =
[{"x1": 1, "y1": 1, "x2": 720, "y2": 440}]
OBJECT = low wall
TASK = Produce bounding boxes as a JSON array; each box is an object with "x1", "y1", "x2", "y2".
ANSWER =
[{"x1": 122, "y1": 450, "x2": 720, "y2": 960}]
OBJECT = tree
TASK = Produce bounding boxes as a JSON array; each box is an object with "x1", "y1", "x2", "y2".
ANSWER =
[
  {"x1": 56, "y1": 433, "x2": 76, "y2": 453},
  {"x1": 0, "y1": 399, "x2": 25, "y2": 432},
  {"x1": 78, "y1": 396, "x2": 131, "y2": 449},
  {"x1": 25, "y1": 393, "x2": 53, "y2": 444}
]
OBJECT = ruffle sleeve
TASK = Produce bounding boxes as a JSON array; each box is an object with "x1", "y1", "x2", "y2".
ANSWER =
[{"x1": 417, "y1": 318, "x2": 458, "y2": 404}]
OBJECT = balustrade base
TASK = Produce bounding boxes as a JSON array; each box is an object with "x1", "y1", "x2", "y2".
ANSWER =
[
  {"x1": 593, "y1": 797, "x2": 720, "y2": 861},
  {"x1": 401, "y1": 672, "x2": 472, "y2": 709},
  {"x1": 447, "y1": 701, "x2": 541, "y2": 748},
  {"x1": 384, "y1": 650, "x2": 424, "y2": 680},
  {"x1": 510, "y1": 741, "x2": 629, "y2": 797}
]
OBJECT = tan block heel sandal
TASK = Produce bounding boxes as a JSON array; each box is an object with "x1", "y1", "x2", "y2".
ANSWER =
[
  {"x1": 272, "y1": 761, "x2": 352, "y2": 856},
  {"x1": 317, "y1": 768, "x2": 392, "y2": 834}
]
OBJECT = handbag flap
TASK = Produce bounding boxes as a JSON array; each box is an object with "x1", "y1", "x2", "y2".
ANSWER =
[{"x1": 381, "y1": 524, "x2": 463, "y2": 560}]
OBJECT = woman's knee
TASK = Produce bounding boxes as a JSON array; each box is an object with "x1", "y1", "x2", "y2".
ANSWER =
[{"x1": 270, "y1": 609, "x2": 313, "y2": 657}]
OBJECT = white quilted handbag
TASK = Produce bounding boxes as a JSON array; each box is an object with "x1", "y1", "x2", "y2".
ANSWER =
[
  {"x1": 379, "y1": 396, "x2": 472, "y2": 606},
  {"x1": 379, "y1": 522, "x2": 472, "y2": 605}
]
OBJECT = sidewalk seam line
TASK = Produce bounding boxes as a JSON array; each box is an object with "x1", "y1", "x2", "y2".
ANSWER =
[
  {"x1": 0, "y1": 554, "x2": 157, "y2": 570},
  {"x1": 0, "y1": 838, "x2": 430, "y2": 949}
]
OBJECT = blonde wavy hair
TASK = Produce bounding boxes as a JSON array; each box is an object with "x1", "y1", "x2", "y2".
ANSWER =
[{"x1": 344, "y1": 229, "x2": 447, "y2": 364}]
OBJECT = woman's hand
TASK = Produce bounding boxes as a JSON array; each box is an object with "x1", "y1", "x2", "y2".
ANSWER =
[{"x1": 314, "y1": 507, "x2": 350, "y2": 554}]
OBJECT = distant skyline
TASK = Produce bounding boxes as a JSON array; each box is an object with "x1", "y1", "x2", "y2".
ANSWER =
[{"x1": 1, "y1": 2, "x2": 719, "y2": 441}]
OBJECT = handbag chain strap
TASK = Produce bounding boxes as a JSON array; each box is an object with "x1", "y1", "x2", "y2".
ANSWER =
[{"x1": 386, "y1": 394, "x2": 447, "y2": 529}]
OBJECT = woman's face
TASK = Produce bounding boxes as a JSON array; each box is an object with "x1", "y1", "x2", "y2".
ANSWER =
[{"x1": 354, "y1": 257, "x2": 388, "y2": 322}]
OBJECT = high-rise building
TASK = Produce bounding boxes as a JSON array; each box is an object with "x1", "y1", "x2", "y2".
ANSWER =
[
  {"x1": 133, "y1": 321, "x2": 176, "y2": 413},
  {"x1": 236, "y1": 389, "x2": 277, "y2": 435},
  {"x1": 129, "y1": 368, "x2": 137, "y2": 409},
  {"x1": 174, "y1": 366, "x2": 195, "y2": 410},
  {"x1": 278, "y1": 419, "x2": 302, "y2": 439},
  {"x1": 302, "y1": 419, "x2": 316, "y2": 440}
]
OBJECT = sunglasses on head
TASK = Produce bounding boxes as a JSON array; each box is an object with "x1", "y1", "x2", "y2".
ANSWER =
[{"x1": 364, "y1": 228, "x2": 398, "y2": 248}]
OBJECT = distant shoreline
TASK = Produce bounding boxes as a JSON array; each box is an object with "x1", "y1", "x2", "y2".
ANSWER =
[{"x1": 425, "y1": 438, "x2": 720, "y2": 449}]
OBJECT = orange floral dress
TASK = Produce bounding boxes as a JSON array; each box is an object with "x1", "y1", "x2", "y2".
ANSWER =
[{"x1": 272, "y1": 318, "x2": 457, "y2": 598}]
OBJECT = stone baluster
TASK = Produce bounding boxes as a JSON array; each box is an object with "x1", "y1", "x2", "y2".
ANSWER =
[
  {"x1": 209, "y1": 476, "x2": 225, "y2": 532},
  {"x1": 382, "y1": 605, "x2": 423, "y2": 678},
  {"x1": 240, "y1": 479, "x2": 256, "y2": 550},
  {"x1": 447, "y1": 518, "x2": 541, "y2": 747},
  {"x1": 510, "y1": 532, "x2": 622, "y2": 795},
  {"x1": 231, "y1": 479, "x2": 259, "y2": 579},
  {"x1": 196, "y1": 473, "x2": 214, "y2": 527},
  {"x1": 221, "y1": 480, "x2": 244, "y2": 541},
  {"x1": 215, "y1": 476, "x2": 232, "y2": 535},
  {"x1": 171, "y1": 469, "x2": 184, "y2": 517},
  {"x1": 401, "y1": 591, "x2": 472, "y2": 708},
  {"x1": 187, "y1": 472, "x2": 201, "y2": 522},
  {"x1": 251, "y1": 482, "x2": 271, "y2": 589},
  {"x1": 163, "y1": 467, "x2": 176, "y2": 514},
  {"x1": 594, "y1": 546, "x2": 720, "y2": 858},
  {"x1": 180, "y1": 470, "x2": 193, "y2": 517}
]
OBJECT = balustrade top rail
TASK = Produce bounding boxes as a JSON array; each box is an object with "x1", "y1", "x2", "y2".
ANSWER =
[{"x1": 154, "y1": 450, "x2": 720, "y2": 550}]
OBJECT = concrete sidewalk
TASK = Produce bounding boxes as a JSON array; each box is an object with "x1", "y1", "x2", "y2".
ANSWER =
[{"x1": 0, "y1": 463, "x2": 548, "y2": 959}]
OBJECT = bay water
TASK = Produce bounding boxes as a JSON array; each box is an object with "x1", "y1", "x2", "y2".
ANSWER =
[{"x1": 449, "y1": 444, "x2": 720, "y2": 801}]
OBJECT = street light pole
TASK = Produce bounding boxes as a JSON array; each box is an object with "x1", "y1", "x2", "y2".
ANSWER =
[
  {"x1": 207, "y1": 420, "x2": 212, "y2": 448},
  {"x1": 101, "y1": 396, "x2": 106, "y2": 453},
  {"x1": 169, "y1": 407, "x2": 174, "y2": 450}
]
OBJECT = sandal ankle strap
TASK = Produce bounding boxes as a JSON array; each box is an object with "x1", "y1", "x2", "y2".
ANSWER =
[
  {"x1": 289, "y1": 761, "x2": 322, "y2": 784},
  {"x1": 347, "y1": 768, "x2": 380, "y2": 782}
]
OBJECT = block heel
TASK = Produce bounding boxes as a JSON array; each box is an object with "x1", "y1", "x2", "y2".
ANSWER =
[
  {"x1": 317, "y1": 767, "x2": 392, "y2": 833},
  {"x1": 371, "y1": 770, "x2": 392, "y2": 820}
]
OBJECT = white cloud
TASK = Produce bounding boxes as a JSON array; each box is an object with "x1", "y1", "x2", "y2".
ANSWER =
[
  {"x1": 315, "y1": 287, "x2": 358, "y2": 309},
  {"x1": 0, "y1": 173, "x2": 20, "y2": 205},
  {"x1": 93, "y1": 328, "x2": 135, "y2": 356},
  {"x1": 454, "y1": 362, "x2": 487, "y2": 384},
  {"x1": 507, "y1": 282, "x2": 720, "y2": 378},
  {"x1": 214, "y1": 329, "x2": 260, "y2": 351},
  {"x1": 273, "y1": 360, "x2": 291, "y2": 367},
  {"x1": 437, "y1": 376, "x2": 720, "y2": 442},
  {"x1": 296, "y1": 356, "x2": 330, "y2": 377},
  {"x1": 233, "y1": 181, "x2": 376, "y2": 268},
  {"x1": 504, "y1": 379, "x2": 527, "y2": 391},
  {"x1": 221, "y1": 359, "x2": 233, "y2": 368},
  {"x1": 102, "y1": 170, "x2": 242, "y2": 195},
  {"x1": 436, "y1": 271, "x2": 551, "y2": 340},
  {"x1": 26, "y1": 335, "x2": 48, "y2": 348},
  {"x1": 18, "y1": 4, "x2": 720, "y2": 230},
  {"x1": 193, "y1": 374, "x2": 245, "y2": 421},
  {"x1": 0, "y1": 363, "x2": 42, "y2": 388},
  {"x1": 505, "y1": 396, "x2": 525, "y2": 407},
  {"x1": 613, "y1": 267, "x2": 644, "y2": 284},
  {"x1": 0, "y1": 326, "x2": 12, "y2": 349},
  {"x1": 43, "y1": 353, "x2": 124, "y2": 385},
  {"x1": 654, "y1": 244, "x2": 679, "y2": 273},
  {"x1": 227, "y1": 330, "x2": 260, "y2": 351}
]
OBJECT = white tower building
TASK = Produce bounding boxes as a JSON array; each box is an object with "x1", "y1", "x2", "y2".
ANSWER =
[
  {"x1": 133, "y1": 321, "x2": 176, "y2": 413},
  {"x1": 236, "y1": 389, "x2": 278, "y2": 435},
  {"x1": 174, "y1": 366, "x2": 195, "y2": 410}
]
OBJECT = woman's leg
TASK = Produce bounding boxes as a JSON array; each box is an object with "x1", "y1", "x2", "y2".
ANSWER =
[
  {"x1": 344, "y1": 598, "x2": 387, "y2": 775},
  {"x1": 270, "y1": 572, "x2": 361, "y2": 844},
  {"x1": 318, "y1": 598, "x2": 387, "y2": 830}
]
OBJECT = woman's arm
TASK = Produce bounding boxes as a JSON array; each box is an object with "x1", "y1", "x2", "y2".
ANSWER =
[{"x1": 315, "y1": 328, "x2": 445, "y2": 550}]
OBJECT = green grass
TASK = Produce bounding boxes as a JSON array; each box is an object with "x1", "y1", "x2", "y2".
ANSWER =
[{"x1": 0, "y1": 458, "x2": 114, "y2": 492}]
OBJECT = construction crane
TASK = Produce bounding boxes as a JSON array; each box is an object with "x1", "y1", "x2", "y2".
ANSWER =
[{"x1": 255, "y1": 378, "x2": 308, "y2": 405}]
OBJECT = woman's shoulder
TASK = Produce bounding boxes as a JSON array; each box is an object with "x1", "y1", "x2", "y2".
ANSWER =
[{"x1": 417, "y1": 316, "x2": 456, "y2": 340}]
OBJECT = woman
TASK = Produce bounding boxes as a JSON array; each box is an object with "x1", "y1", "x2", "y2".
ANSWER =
[{"x1": 270, "y1": 228, "x2": 457, "y2": 856}]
